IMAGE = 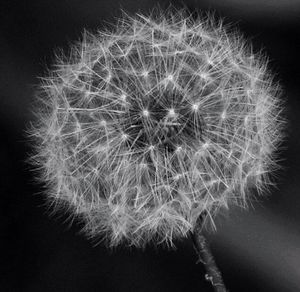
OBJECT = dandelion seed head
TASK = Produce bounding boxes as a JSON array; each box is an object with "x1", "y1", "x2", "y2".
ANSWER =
[{"x1": 28, "y1": 7, "x2": 285, "y2": 247}]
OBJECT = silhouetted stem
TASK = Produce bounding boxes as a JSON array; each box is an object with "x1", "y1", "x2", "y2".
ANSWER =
[{"x1": 191, "y1": 216, "x2": 227, "y2": 292}]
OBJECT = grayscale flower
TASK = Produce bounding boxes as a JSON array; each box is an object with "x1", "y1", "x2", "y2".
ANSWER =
[{"x1": 28, "y1": 8, "x2": 285, "y2": 247}]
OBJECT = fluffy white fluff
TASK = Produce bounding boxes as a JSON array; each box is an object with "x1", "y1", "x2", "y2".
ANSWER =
[{"x1": 29, "y1": 8, "x2": 284, "y2": 247}]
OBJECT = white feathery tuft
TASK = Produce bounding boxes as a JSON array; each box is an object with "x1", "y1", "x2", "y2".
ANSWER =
[{"x1": 28, "y1": 7, "x2": 285, "y2": 247}]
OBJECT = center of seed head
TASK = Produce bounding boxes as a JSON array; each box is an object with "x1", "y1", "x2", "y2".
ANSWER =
[{"x1": 121, "y1": 91, "x2": 205, "y2": 153}]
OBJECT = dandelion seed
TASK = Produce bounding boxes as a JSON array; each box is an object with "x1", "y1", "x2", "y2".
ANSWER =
[
  {"x1": 192, "y1": 103, "x2": 199, "y2": 112},
  {"x1": 100, "y1": 120, "x2": 107, "y2": 127},
  {"x1": 167, "y1": 108, "x2": 176, "y2": 118},
  {"x1": 142, "y1": 109, "x2": 150, "y2": 117},
  {"x1": 166, "y1": 74, "x2": 174, "y2": 81},
  {"x1": 175, "y1": 146, "x2": 183, "y2": 152},
  {"x1": 121, "y1": 133, "x2": 128, "y2": 141},
  {"x1": 120, "y1": 93, "x2": 127, "y2": 101},
  {"x1": 221, "y1": 111, "x2": 226, "y2": 120},
  {"x1": 142, "y1": 71, "x2": 149, "y2": 78}
]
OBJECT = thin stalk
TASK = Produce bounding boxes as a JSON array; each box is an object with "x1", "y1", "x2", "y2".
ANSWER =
[{"x1": 191, "y1": 215, "x2": 227, "y2": 292}]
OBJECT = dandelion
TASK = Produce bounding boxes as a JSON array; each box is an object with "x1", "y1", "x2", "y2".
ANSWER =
[{"x1": 28, "y1": 8, "x2": 284, "y2": 286}]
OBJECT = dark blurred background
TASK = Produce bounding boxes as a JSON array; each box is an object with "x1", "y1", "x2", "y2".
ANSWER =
[{"x1": 1, "y1": 0, "x2": 299, "y2": 291}]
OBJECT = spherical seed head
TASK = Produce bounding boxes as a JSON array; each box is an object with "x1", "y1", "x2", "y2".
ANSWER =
[{"x1": 29, "y1": 8, "x2": 285, "y2": 247}]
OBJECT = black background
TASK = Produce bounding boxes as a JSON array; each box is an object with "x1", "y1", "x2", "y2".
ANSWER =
[{"x1": 1, "y1": 0, "x2": 299, "y2": 291}]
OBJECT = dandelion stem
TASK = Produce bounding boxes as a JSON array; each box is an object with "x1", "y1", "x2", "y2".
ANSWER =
[{"x1": 191, "y1": 215, "x2": 227, "y2": 292}]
